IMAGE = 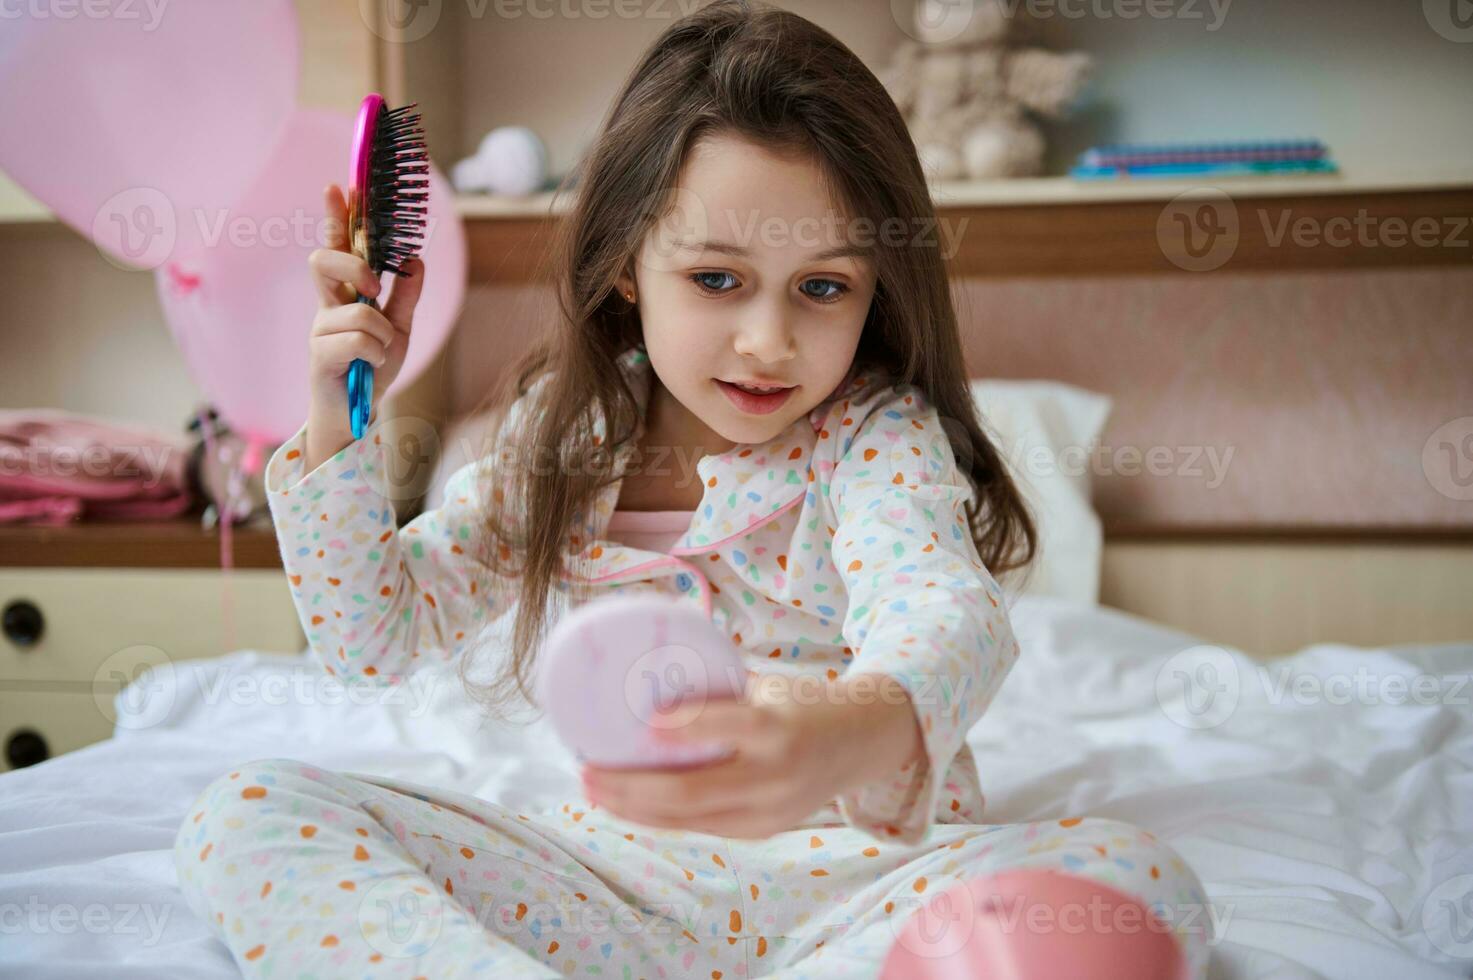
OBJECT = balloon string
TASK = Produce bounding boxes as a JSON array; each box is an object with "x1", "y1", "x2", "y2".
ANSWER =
[{"x1": 196, "y1": 406, "x2": 237, "y2": 653}]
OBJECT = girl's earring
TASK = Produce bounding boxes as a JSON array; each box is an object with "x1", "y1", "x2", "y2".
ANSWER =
[{"x1": 625, "y1": 290, "x2": 635, "y2": 303}]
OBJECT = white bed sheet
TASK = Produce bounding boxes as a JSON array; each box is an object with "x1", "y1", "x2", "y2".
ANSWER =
[{"x1": 1, "y1": 595, "x2": 1469, "y2": 979}]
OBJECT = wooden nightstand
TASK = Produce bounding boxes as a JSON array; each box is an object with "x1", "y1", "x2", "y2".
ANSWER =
[{"x1": 0, "y1": 522, "x2": 305, "y2": 772}]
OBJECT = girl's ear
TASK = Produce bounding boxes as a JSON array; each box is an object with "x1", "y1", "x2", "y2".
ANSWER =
[{"x1": 614, "y1": 274, "x2": 636, "y2": 304}]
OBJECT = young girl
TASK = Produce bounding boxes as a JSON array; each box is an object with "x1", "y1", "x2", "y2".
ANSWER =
[{"x1": 174, "y1": 2, "x2": 1213, "y2": 977}]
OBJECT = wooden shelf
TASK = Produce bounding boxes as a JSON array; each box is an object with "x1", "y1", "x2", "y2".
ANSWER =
[
  {"x1": 0, "y1": 520, "x2": 283, "y2": 570},
  {"x1": 6, "y1": 168, "x2": 1468, "y2": 276},
  {"x1": 457, "y1": 174, "x2": 1473, "y2": 282},
  {"x1": 1, "y1": 515, "x2": 1466, "y2": 571}
]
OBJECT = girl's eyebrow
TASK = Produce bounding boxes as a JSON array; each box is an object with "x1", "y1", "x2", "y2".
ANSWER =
[{"x1": 674, "y1": 239, "x2": 870, "y2": 263}]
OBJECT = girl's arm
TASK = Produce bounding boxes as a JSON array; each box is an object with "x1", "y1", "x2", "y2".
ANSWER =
[
  {"x1": 827, "y1": 386, "x2": 1023, "y2": 846},
  {"x1": 264, "y1": 419, "x2": 516, "y2": 687}
]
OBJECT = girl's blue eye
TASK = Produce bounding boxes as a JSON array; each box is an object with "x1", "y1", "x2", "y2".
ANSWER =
[
  {"x1": 690, "y1": 271, "x2": 737, "y2": 293},
  {"x1": 801, "y1": 278, "x2": 849, "y2": 302},
  {"x1": 687, "y1": 272, "x2": 850, "y2": 304}
]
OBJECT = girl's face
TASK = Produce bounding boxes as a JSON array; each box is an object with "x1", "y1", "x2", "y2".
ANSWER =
[{"x1": 619, "y1": 132, "x2": 877, "y2": 456}]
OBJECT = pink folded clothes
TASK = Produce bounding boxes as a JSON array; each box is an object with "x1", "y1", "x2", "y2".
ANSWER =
[{"x1": 0, "y1": 408, "x2": 196, "y2": 525}]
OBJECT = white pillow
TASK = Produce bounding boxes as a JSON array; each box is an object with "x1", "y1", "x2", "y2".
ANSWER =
[{"x1": 969, "y1": 380, "x2": 1113, "y2": 605}]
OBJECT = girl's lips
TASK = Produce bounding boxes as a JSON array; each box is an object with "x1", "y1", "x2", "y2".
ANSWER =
[{"x1": 715, "y1": 379, "x2": 796, "y2": 415}]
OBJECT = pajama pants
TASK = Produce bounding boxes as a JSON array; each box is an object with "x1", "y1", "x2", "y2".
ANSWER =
[{"x1": 174, "y1": 757, "x2": 1214, "y2": 979}]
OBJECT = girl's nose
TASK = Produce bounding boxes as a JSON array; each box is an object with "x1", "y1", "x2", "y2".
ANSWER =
[{"x1": 732, "y1": 306, "x2": 796, "y2": 364}]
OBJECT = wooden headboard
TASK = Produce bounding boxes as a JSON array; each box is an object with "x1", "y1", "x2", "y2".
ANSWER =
[{"x1": 946, "y1": 266, "x2": 1473, "y2": 655}]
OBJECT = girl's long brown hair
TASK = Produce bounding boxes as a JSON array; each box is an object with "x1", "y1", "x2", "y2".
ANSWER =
[{"x1": 457, "y1": 0, "x2": 1037, "y2": 719}]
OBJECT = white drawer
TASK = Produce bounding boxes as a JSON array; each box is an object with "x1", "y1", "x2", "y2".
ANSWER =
[
  {"x1": 0, "y1": 568, "x2": 304, "y2": 768},
  {"x1": 0, "y1": 690, "x2": 117, "y2": 772}
]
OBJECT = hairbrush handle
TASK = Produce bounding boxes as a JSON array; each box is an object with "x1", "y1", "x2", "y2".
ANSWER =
[{"x1": 346, "y1": 299, "x2": 375, "y2": 440}]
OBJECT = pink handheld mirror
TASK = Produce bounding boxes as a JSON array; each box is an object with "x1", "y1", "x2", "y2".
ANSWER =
[{"x1": 537, "y1": 594, "x2": 749, "y2": 769}]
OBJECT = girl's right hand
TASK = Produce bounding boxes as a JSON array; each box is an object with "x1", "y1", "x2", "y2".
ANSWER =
[{"x1": 304, "y1": 182, "x2": 426, "y2": 457}]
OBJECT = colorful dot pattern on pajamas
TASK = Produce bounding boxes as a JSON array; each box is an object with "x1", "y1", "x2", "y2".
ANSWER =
[
  {"x1": 260, "y1": 346, "x2": 1020, "y2": 848},
  {"x1": 174, "y1": 759, "x2": 1214, "y2": 979},
  {"x1": 174, "y1": 345, "x2": 1215, "y2": 977}
]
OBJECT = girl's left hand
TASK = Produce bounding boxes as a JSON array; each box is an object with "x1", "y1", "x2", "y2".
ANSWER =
[{"x1": 580, "y1": 672, "x2": 876, "y2": 839}]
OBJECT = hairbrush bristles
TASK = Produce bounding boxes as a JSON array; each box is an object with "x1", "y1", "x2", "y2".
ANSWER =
[{"x1": 361, "y1": 103, "x2": 429, "y2": 276}]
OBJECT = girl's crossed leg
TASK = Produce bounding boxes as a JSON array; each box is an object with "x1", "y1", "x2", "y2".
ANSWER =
[
  {"x1": 175, "y1": 758, "x2": 1211, "y2": 979},
  {"x1": 725, "y1": 815, "x2": 1213, "y2": 979},
  {"x1": 174, "y1": 757, "x2": 748, "y2": 978}
]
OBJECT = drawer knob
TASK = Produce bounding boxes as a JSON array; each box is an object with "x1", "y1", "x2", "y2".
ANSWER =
[
  {"x1": 2, "y1": 599, "x2": 44, "y2": 647},
  {"x1": 5, "y1": 728, "x2": 49, "y2": 769}
]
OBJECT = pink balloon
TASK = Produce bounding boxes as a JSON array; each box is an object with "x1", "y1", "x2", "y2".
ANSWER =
[
  {"x1": 0, "y1": 1, "x2": 299, "y2": 269},
  {"x1": 154, "y1": 107, "x2": 467, "y2": 446}
]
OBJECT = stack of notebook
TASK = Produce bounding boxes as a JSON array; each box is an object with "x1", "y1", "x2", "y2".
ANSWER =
[{"x1": 1070, "y1": 140, "x2": 1338, "y2": 179}]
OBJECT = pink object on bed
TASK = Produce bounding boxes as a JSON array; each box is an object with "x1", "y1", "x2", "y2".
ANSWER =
[
  {"x1": 0, "y1": 409, "x2": 194, "y2": 524},
  {"x1": 881, "y1": 867, "x2": 1189, "y2": 980}
]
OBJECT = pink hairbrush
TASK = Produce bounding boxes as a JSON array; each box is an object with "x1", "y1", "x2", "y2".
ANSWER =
[
  {"x1": 345, "y1": 93, "x2": 428, "y2": 440},
  {"x1": 537, "y1": 594, "x2": 749, "y2": 769}
]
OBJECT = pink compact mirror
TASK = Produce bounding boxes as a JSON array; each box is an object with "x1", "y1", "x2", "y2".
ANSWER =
[{"x1": 537, "y1": 594, "x2": 750, "y2": 769}]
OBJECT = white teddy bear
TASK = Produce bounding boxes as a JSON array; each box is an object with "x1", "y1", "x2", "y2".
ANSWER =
[{"x1": 883, "y1": 0, "x2": 1092, "y2": 179}]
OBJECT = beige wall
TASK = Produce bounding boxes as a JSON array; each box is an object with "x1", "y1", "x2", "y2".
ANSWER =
[{"x1": 443, "y1": 0, "x2": 1473, "y2": 180}]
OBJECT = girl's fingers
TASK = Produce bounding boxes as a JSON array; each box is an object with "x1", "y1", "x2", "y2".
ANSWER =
[
  {"x1": 380, "y1": 257, "x2": 426, "y2": 332},
  {"x1": 314, "y1": 274, "x2": 356, "y2": 311},
  {"x1": 588, "y1": 755, "x2": 755, "y2": 818},
  {"x1": 312, "y1": 184, "x2": 360, "y2": 307},
  {"x1": 310, "y1": 247, "x2": 380, "y2": 309},
  {"x1": 314, "y1": 302, "x2": 395, "y2": 350},
  {"x1": 604, "y1": 804, "x2": 762, "y2": 838},
  {"x1": 314, "y1": 329, "x2": 388, "y2": 374},
  {"x1": 657, "y1": 698, "x2": 762, "y2": 748},
  {"x1": 323, "y1": 184, "x2": 349, "y2": 252}
]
